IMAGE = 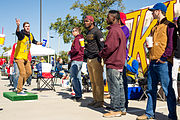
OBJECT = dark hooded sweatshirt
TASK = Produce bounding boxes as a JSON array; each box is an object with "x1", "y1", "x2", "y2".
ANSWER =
[
  {"x1": 69, "y1": 34, "x2": 84, "y2": 61},
  {"x1": 99, "y1": 24, "x2": 126, "y2": 70}
]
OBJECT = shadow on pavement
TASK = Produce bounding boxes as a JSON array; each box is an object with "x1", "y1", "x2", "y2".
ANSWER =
[
  {"x1": 31, "y1": 88, "x2": 54, "y2": 91},
  {"x1": 56, "y1": 91, "x2": 106, "y2": 114},
  {"x1": 79, "y1": 96, "x2": 107, "y2": 114},
  {"x1": 1, "y1": 77, "x2": 9, "y2": 81},
  {"x1": 127, "y1": 107, "x2": 169, "y2": 119},
  {"x1": 55, "y1": 90, "x2": 170, "y2": 119},
  {"x1": 56, "y1": 92, "x2": 72, "y2": 99}
]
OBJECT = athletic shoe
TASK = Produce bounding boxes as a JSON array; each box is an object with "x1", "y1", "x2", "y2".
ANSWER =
[
  {"x1": 75, "y1": 97, "x2": 82, "y2": 102},
  {"x1": 13, "y1": 88, "x2": 17, "y2": 92},
  {"x1": 93, "y1": 101, "x2": 104, "y2": 108},
  {"x1": 104, "y1": 94, "x2": 111, "y2": 99},
  {"x1": 103, "y1": 111, "x2": 123, "y2": 118},
  {"x1": 136, "y1": 114, "x2": 154, "y2": 120},
  {"x1": 17, "y1": 91, "x2": 27, "y2": 96},
  {"x1": 87, "y1": 100, "x2": 97, "y2": 106}
]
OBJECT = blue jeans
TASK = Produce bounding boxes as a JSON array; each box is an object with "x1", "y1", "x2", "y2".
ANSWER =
[
  {"x1": 13, "y1": 62, "x2": 19, "y2": 89},
  {"x1": 103, "y1": 65, "x2": 107, "y2": 81},
  {"x1": 107, "y1": 68, "x2": 126, "y2": 112},
  {"x1": 123, "y1": 66, "x2": 128, "y2": 109},
  {"x1": 70, "y1": 61, "x2": 83, "y2": 98},
  {"x1": 26, "y1": 75, "x2": 32, "y2": 85},
  {"x1": 9, "y1": 75, "x2": 13, "y2": 85},
  {"x1": 145, "y1": 61, "x2": 177, "y2": 119}
]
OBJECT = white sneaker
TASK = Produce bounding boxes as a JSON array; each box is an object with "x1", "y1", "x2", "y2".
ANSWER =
[
  {"x1": 17, "y1": 91, "x2": 27, "y2": 96},
  {"x1": 13, "y1": 88, "x2": 17, "y2": 92}
]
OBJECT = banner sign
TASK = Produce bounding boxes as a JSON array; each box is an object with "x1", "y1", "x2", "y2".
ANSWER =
[
  {"x1": 126, "y1": 0, "x2": 179, "y2": 75},
  {"x1": 42, "y1": 39, "x2": 47, "y2": 47}
]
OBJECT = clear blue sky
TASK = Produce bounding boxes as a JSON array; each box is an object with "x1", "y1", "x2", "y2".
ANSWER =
[{"x1": 0, "y1": 0, "x2": 165, "y2": 55}]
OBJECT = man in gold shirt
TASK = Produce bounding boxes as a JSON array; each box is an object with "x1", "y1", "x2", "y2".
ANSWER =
[{"x1": 15, "y1": 19, "x2": 42, "y2": 95}]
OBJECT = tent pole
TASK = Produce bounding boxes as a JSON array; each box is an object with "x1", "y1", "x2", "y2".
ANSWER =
[{"x1": 47, "y1": 31, "x2": 49, "y2": 63}]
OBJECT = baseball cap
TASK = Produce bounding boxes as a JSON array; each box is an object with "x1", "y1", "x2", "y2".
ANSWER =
[
  {"x1": 120, "y1": 12, "x2": 126, "y2": 25},
  {"x1": 148, "y1": 3, "x2": 167, "y2": 13},
  {"x1": 85, "y1": 16, "x2": 94, "y2": 22}
]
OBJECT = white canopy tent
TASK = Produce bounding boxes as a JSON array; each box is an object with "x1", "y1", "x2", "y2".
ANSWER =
[
  {"x1": 30, "y1": 44, "x2": 55, "y2": 56},
  {"x1": 3, "y1": 44, "x2": 55, "y2": 57},
  {"x1": 2, "y1": 49, "x2": 11, "y2": 57}
]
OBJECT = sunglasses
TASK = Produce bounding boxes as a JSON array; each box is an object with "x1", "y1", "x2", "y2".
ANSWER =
[
  {"x1": 84, "y1": 20, "x2": 90, "y2": 22},
  {"x1": 72, "y1": 29, "x2": 78, "y2": 32}
]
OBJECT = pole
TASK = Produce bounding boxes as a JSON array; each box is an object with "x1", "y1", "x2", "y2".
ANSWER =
[
  {"x1": 47, "y1": 31, "x2": 49, "y2": 63},
  {"x1": 15, "y1": 35, "x2": 16, "y2": 43},
  {"x1": 40, "y1": 0, "x2": 42, "y2": 42},
  {"x1": 12, "y1": 33, "x2": 16, "y2": 43},
  {"x1": 58, "y1": 37, "x2": 60, "y2": 58}
]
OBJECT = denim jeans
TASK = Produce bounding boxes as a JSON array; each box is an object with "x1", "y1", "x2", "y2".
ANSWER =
[
  {"x1": 145, "y1": 61, "x2": 177, "y2": 120},
  {"x1": 107, "y1": 68, "x2": 126, "y2": 112},
  {"x1": 26, "y1": 75, "x2": 32, "y2": 85},
  {"x1": 70, "y1": 60, "x2": 83, "y2": 98},
  {"x1": 123, "y1": 66, "x2": 128, "y2": 110},
  {"x1": 103, "y1": 65, "x2": 107, "y2": 81},
  {"x1": 13, "y1": 62, "x2": 19, "y2": 89},
  {"x1": 9, "y1": 75, "x2": 13, "y2": 85}
]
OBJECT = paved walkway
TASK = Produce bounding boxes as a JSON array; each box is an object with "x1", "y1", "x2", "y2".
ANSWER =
[{"x1": 0, "y1": 73, "x2": 179, "y2": 120}]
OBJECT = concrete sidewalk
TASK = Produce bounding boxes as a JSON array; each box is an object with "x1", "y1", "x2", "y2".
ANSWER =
[{"x1": 0, "y1": 74, "x2": 179, "y2": 120}]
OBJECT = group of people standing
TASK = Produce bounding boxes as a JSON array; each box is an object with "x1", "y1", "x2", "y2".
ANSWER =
[
  {"x1": 6, "y1": 2, "x2": 179, "y2": 119},
  {"x1": 68, "y1": 10, "x2": 135, "y2": 117},
  {"x1": 68, "y1": 2, "x2": 179, "y2": 120}
]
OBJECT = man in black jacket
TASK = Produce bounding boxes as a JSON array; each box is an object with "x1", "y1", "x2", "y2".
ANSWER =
[{"x1": 84, "y1": 15, "x2": 104, "y2": 108}]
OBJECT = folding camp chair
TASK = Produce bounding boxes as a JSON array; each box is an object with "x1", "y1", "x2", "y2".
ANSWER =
[
  {"x1": 139, "y1": 84, "x2": 148, "y2": 101},
  {"x1": 138, "y1": 78, "x2": 148, "y2": 101},
  {"x1": 157, "y1": 84, "x2": 165, "y2": 101},
  {"x1": 138, "y1": 79, "x2": 165, "y2": 101},
  {"x1": 53, "y1": 67, "x2": 64, "y2": 85},
  {"x1": 37, "y1": 63, "x2": 55, "y2": 92}
]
